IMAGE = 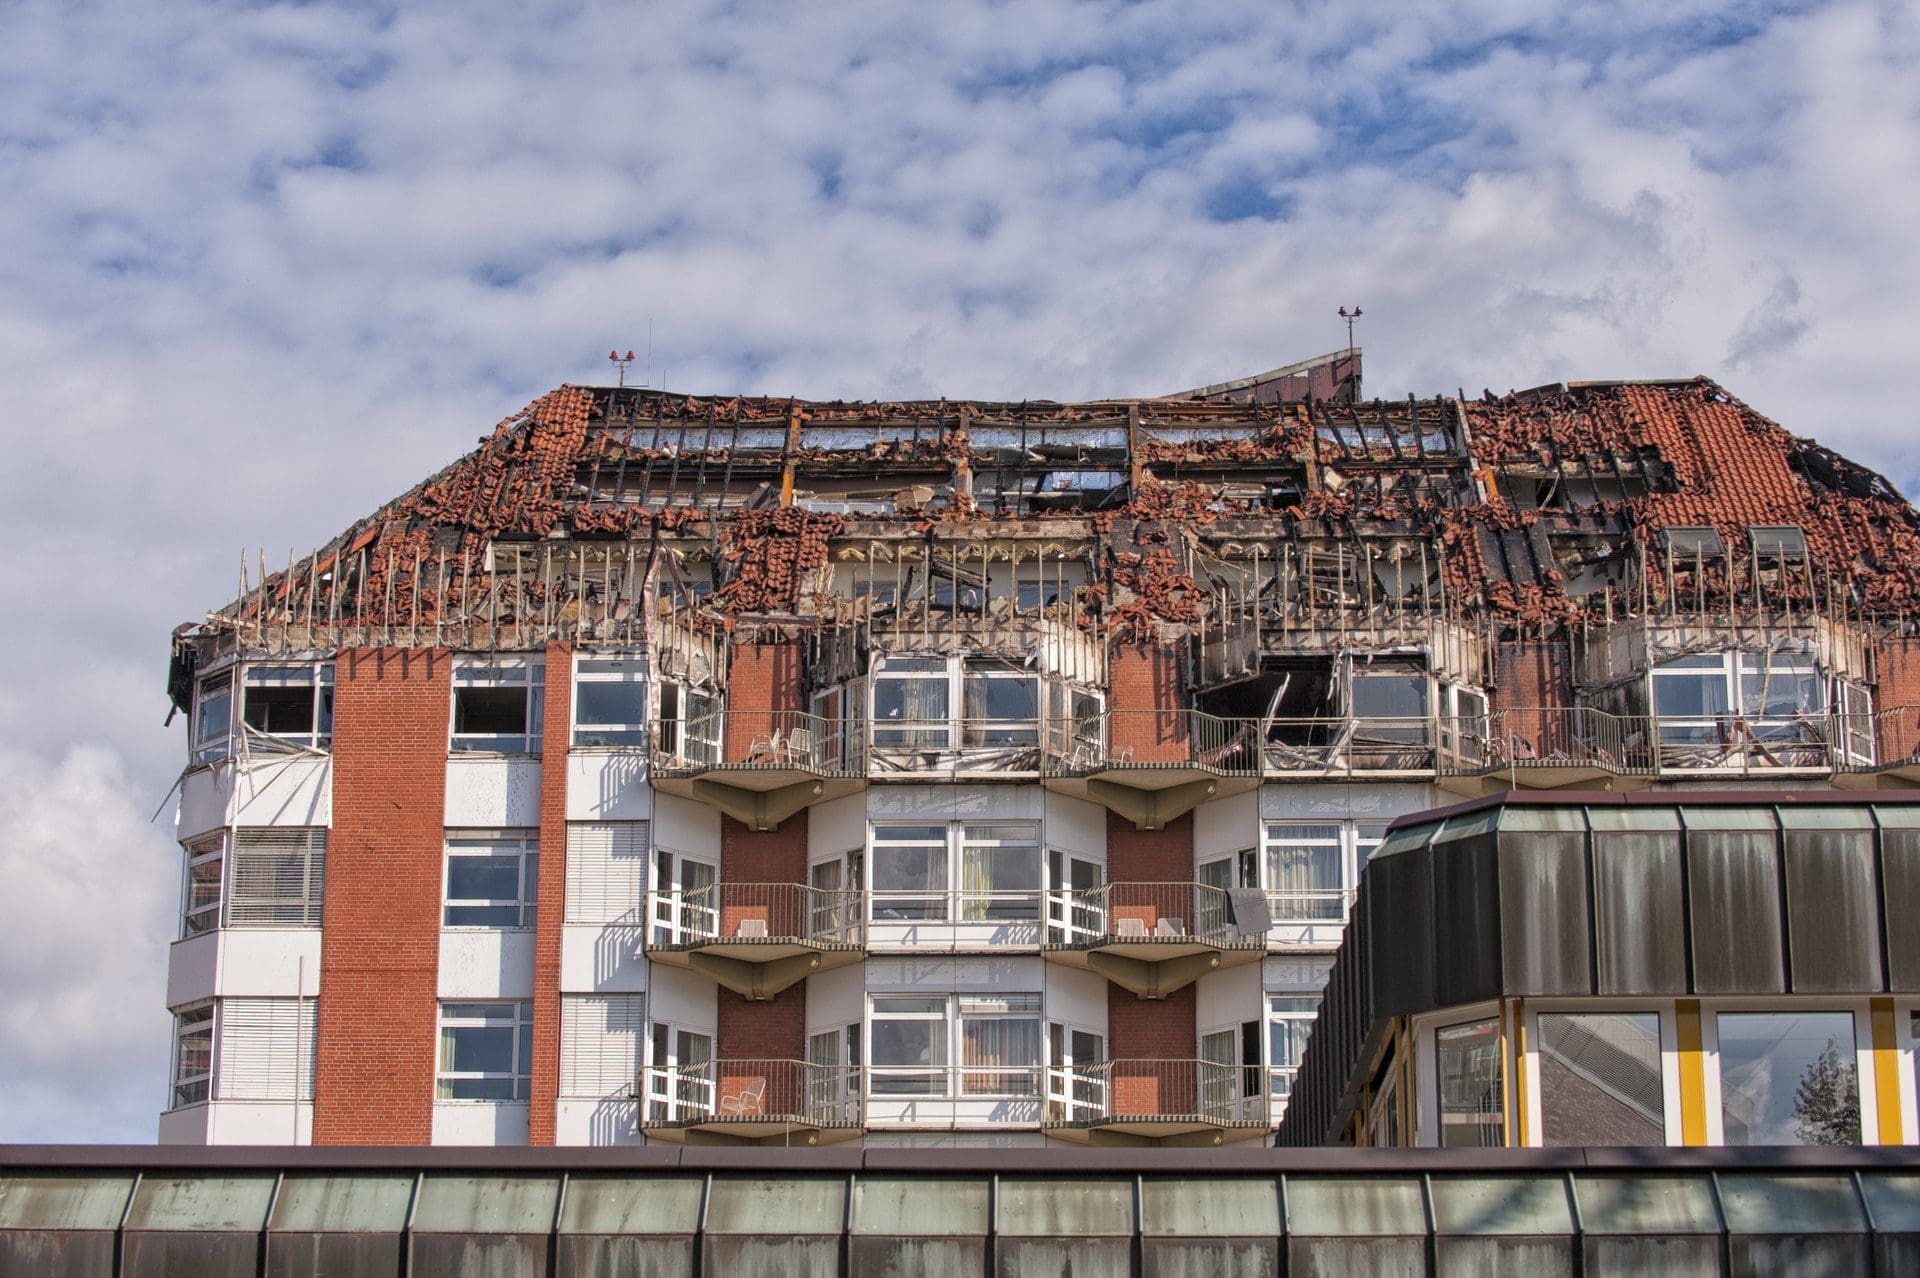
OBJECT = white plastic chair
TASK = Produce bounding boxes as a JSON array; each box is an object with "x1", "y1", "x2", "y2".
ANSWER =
[{"x1": 721, "y1": 1078, "x2": 766, "y2": 1116}]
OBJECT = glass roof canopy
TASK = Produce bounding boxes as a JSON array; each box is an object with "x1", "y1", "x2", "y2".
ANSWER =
[{"x1": 4, "y1": 1149, "x2": 1919, "y2": 1276}]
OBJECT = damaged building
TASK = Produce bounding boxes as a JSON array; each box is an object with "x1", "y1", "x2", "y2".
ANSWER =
[{"x1": 157, "y1": 346, "x2": 1920, "y2": 1156}]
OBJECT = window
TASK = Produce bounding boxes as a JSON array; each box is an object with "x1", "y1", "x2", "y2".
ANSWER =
[
  {"x1": 1268, "y1": 995, "x2": 1319, "y2": 1110},
  {"x1": 572, "y1": 655, "x2": 648, "y2": 747},
  {"x1": 173, "y1": 1004, "x2": 214, "y2": 1106},
  {"x1": 227, "y1": 829, "x2": 326, "y2": 927},
  {"x1": 656, "y1": 681, "x2": 721, "y2": 766},
  {"x1": 808, "y1": 1024, "x2": 863, "y2": 1122},
  {"x1": 193, "y1": 671, "x2": 233, "y2": 765},
  {"x1": 451, "y1": 657, "x2": 543, "y2": 753},
  {"x1": 560, "y1": 994, "x2": 646, "y2": 1099},
  {"x1": 1435, "y1": 1017, "x2": 1503, "y2": 1147},
  {"x1": 872, "y1": 657, "x2": 949, "y2": 750},
  {"x1": 181, "y1": 835, "x2": 224, "y2": 937},
  {"x1": 1750, "y1": 525, "x2": 1808, "y2": 561},
  {"x1": 437, "y1": 1001, "x2": 533, "y2": 1101},
  {"x1": 644, "y1": 1022, "x2": 713, "y2": 1122},
  {"x1": 1265, "y1": 824, "x2": 1346, "y2": 922},
  {"x1": 869, "y1": 822, "x2": 1041, "y2": 922},
  {"x1": 444, "y1": 830, "x2": 539, "y2": 928},
  {"x1": 1537, "y1": 1012, "x2": 1663, "y2": 1146},
  {"x1": 1259, "y1": 821, "x2": 1383, "y2": 926},
  {"x1": 1201, "y1": 1021, "x2": 1265, "y2": 1119},
  {"x1": 1718, "y1": 1011, "x2": 1859, "y2": 1146},
  {"x1": 868, "y1": 994, "x2": 1042, "y2": 1098},
  {"x1": 1653, "y1": 651, "x2": 1831, "y2": 764},
  {"x1": 870, "y1": 654, "x2": 1045, "y2": 755},
  {"x1": 216, "y1": 998, "x2": 316, "y2": 1102},
  {"x1": 240, "y1": 663, "x2": 333, "y2": 751},
  {"x1": 1663, "y1": 526, "x2": 1724, "y2": 558}
]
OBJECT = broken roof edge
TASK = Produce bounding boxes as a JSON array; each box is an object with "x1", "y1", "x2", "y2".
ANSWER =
[{"x1": 1166, "y1": 347, "x2": 1359, "y2": 400}]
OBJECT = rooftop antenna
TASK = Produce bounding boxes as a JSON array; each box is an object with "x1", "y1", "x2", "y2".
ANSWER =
[
  {"x1": 609, "y1": 349, "x2": 636, "y2": 387},
  {"x1": 1337, "y1": 305, "x2": 1363, "y2": 400}
]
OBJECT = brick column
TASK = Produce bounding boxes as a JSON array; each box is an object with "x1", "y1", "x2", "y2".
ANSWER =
[
  {"x1": 1108, "y1": 643, "x2": 1189, "y2": 761},
  {"x1": 1490, "y1": 639, "x2": 1572, "y2": 755},
  {"x1": 715, "y1": 641, "x2": 809, "y2": 1070},
  {"x1": 529, "y1": 642, "x2": 571, "y2": 1145},
  {"x1": 1874, "y1": 637, "x2": 1920, "y2": 761},
  {"x1": 315, "y1": 647, "x2": 450, "y2": 1145}
]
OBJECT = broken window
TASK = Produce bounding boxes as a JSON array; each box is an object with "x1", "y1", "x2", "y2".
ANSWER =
[
  {"x1": 963, "y1": 660, "x2": 1040, "y2": 748},
  {"x1": 451, "y1": 656, "x2": 544, "y2": 754},
  {"x1": 1351, "y1": 660, "x2": 1430, "y2": 743},
  {"x1": 193, "y1": 670, "x2": 234, "y2": 765},
  {"x1": 573, "y1": 654, "x2": 648, "y2": 748},
  {"x1": 656, "y1": 681, "x2": 721, "y2": 766},
  {"x1": 241, "y1": 663, "x2": 333, "y2": 752},
  {"x1": 1749, "y1": 525, "x2": 1808, "y2": 561},
  {"x1": 1652, "y1": 651, "x2": 1831, "y2": 767},
  {"x1": 1663, "y1": 527, "x2": 1724, "y2": 558}
]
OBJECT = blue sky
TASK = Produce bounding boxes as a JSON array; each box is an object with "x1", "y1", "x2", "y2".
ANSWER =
[{"x1": 1, "y1": 0, "x2": 1917, "y2": 1142}]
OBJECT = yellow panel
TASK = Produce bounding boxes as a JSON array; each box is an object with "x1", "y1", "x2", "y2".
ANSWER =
[
  {"x1": 1871, "y1": 998, "x2": 1903, "y2": 1146},
  {"x1": 1674, "y1": 999, "x2": 1707, "y2": 1145},
  {"x1": 1512, "y1": 999, "x2": 1529, "y2": 1147}
]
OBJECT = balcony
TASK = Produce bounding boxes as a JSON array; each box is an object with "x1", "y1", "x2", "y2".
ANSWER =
[
  {"x1": 1440, "y1": 707, "x2": 1656, "y2": 795},
  {"x1": 1836, "y1": 705, "x2": 1920, "y2": 789},
  {"x1": 1043, "y1": 1060, "x2": 1271, "y2": 1146},
  {"x1": 1045, "y1": 711, "x2": 1262, "y2": 829},
  {"x1": 868, "y1": 715, "x2": 1045, "y2": 778},
  {"x1": 645, "y1": 883, "x2": 865, "y2": 999},
  {"x1": 863, "y1": 1065, "x2": 1045, "y2": 1129},
  {"x1": 650, "y1": 709, "x2": 866, "y2": 830},
  {"x1": 1262, "y1": 715, "x2": 1454, "y2": 780},
  {"x1": 640, "y1": 1059, "x2": 862, "y2": 1146},
  {"x1": 1042, "y1": 882, "x2": 1266, "y2": 998}
]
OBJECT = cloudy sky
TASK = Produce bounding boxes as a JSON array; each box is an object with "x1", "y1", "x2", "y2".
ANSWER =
[{"x1": 2, "y1": 0, "x2": 1917, "y2": 1142}]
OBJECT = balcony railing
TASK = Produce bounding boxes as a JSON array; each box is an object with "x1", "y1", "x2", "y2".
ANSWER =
[
  {"x1": 1045, "y1": 882, "x2": 1265, "y2": 948},
  {"x1": 642, "y1": 1058, "x2": 862, "y2": 1130},
  {"x1": 866, "y1": 1064, "x2": 1045, "y2": 1101},
  {"x1": 1653, "y1": 712, "x2": 1844, "y2": 774},
  {"x1": 1043, "y1": 1059, "x2": 1270, "y2": 1130},
  {"x1": 647, "y1": 883, "x2": 864, "y2": 950},
  {"x1": 868, "y1": 715, "x2": 1045, "y2": 775},
  {"x1": 1047, "y1": 710, "x2": 1263, "y2": 774},
  {"x1": 651, "y1": 709, "x2": 865, "y2": 775},
  {"x1": 1261, "y1": 716, "x2": 1446, "y2": 776},
  {"x1": 1473, "y1": 707, "x2": 1655, "y2": 776}
]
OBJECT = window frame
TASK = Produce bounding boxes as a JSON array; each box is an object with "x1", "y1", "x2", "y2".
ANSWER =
[
  {"x1": 869, "y1": 654, "x2": 1052, "y2": 755},
  {"x1": 238, "y1": 662, "x2": 334, "y2": 753},
  {"x1": 1258, "y1": 820, "x2": 1386, "y2": 928},
  {"x1": 866, "y1": 992, "x2": 1043, "y2": 1101},
  {"x1": 1267, "y1": 994, "x2": 1321, "y2": 1111},
  {"x1": 172, "y1": 1002, "x2": 215, "y2": 1108},
  {"x1": 1704, "y1": 1001, "x2": 1873, "y2": 1147},
  {"x1": 443, "y1": 829, "x2": 540, "y2": 930},
  {"x1": 1522, "y1": 1002, "x2": 1676, "y2": 1148},
  {"x1": 868, "y1": 820, "x2": 1042, "y2": 924},
  {"x1": 449, "y1": 655, "x2": 545, "y2": 755},
  {"x1": 181, "y1": 833, "x2": 226, "y2": 938},
  {"x1": 193, "y1": 669, "x2": 234, "y2": 765},
  {"x1": 571, "y1": 652, "x2": 649, "y2": 749},
  {"x1": 436, "y1": 1000, "x2": 534, "y2": 1102}
]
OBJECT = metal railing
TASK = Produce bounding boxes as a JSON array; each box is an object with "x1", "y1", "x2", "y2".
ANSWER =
[
  {"x1": 1044, "y1": 1059, "x2": 1270, "y2": 1127},
  {"x1": 868, "y1": 715, "x2": 1045, "y2": 773},
  {"x1": 1845, "y1": 705, "x2": 1920, "y2": 771},
  {"x1": 1652, "y1": 712, "x2": 1842, "y2": 773},
  {"x1": 866, "y1": 1063, "x2": 1045, "y2": 1100},
  {"x1": 642, "y1": 1058, "x2": 862, "y2": 1128},
  {"x1": 1472, "y1": 707, "x2": 1655, "y2": 776},
  {"x1": 1265, "y1": 887, "x2": 1355, "y2": 927},
  {"x1": 650, "y1": 709, "x2": 865, "y2": 773},
  {"x1": 1045, "y1": 709, "x2": 1263, "y2": 774},
  {"x1": 1261, "y1": 716, "x2": 1444, "y2": 775},
  {"x1": 1046, "y1": 882, "x2": 1263, "y2": 947},
  {"x1": 646, "y1": 883, "x2": 864, "y2": 948}
]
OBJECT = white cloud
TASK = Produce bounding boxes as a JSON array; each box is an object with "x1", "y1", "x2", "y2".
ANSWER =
[{"x1": 0, "y1": 0, "x2": 1918, "y2": 1139}]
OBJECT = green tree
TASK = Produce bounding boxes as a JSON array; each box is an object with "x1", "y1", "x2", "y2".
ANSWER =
[{"x1": 1792, "y1": 1038, "x2": 1860, "y2": 1146}]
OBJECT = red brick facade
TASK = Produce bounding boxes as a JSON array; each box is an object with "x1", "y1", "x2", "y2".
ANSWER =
[
  {"x1": 314, "y1": 648, "x2": 450, "y2": 1145},
  {"x1": 1108, "y1": 643, "x2": 1189, "y2": 761},
  {"x1": 528, "y1": 643, "x2": 571, "y2": 1145}
]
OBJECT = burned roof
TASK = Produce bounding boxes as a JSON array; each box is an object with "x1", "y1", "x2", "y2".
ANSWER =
[{"x1": 183, "y1": 372, "x2": 1920, "y2": 666}]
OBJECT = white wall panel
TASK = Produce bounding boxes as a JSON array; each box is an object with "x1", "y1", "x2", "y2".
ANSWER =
[
  {"x1": 1194, "y1": 789, "x2": 1259, "y2": 860},
  {"x1": 444, "y1": 757, "x2": 543, "y2": 827},
  {"x1": 437, "y1": 929, "x2": 536, "y2": 999},
  {"x1": 866, "y1": 784, "x2": 1043, "y2": 821},
  {"x1": 808, "y1": 792, "x2": 866, "y2": 860},
  {"x1": 651, "y1": 794, "x2": 720, "y2": 860},
  {"x1": 217, "y1": 930, "x2": 323, "y2": 998},
  {"x1": 646, "y1": 963, "x2": 716, "y2": 1033},
  {"x1": 1042, "y1": 964, "x2": 1107, "y2": 1032},
  {"x1": 806, "y1": 963, "x2": 865, "y2": 1035},
  {"x1": 1259, "y1": 781, "x2": 1439, "y2": 821},
  {"x1": 565, "y1": 752, "x2": 651, "y2": 821},
  {"x1": 231, "y1": 757, "x2": 331, "y2": 827},
  {"x1": 177, "y1": 766, "x2": 234, "y2": 841},
  {"x1": 865, "y1": 956, "x2": 1044, "y2": 992},
  {"x1": 555, "y1": 1099, "x2": 644, "y2": 1146},
  {"x1": 205, "y1": 1101, "x2": 312, "y2": 1146},
  {"x1": 1042, "y1": 792, "x2": 1106, "y2": 859},
  {"x1": 432, "y1": 1101, "x2": 530, "y2": 1146},
  {"x1": 560, "y1": 922, "x2": 647, "y2": 993},
  {"x1": 1196, "y1": 961, "x2": 1262, "y2": 1035},
  {"x1": 166, "y1": 933, "x2": 220, "y2": 1010},
  {"x1": 156, "y1": 1105, "x2": 210, "y2": 1145}
]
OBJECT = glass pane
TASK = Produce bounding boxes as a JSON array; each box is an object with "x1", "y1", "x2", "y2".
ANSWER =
[
  {"x1": 1352, "y1": 673, "x2": 1428, "y2": 718},
  {"x1": 1538, "y1": 1012, "x2": 1664, "y2": 1146},
  {"x1": 1429, "y1": 1177, "x2": 1573, "y2": 1235},
  {"x1": 705, "y1": 1177, "x2": 847, "y2": 1235},
  {"x1": 442, "y1": 1024, "x2": 515, "y2": 1074},
  {"x1": 852, "y1": 1177, "x2": 989, "y2": 1236},
  {"x1": 1716, "y1": 1174, "x2": 1867, "y2": 1233},
  {"x1": 997, "y1": 1180, "x2": 1133, "y2": 1237},
  {"x1": 1718, "y1": 1012, "x2": 1859, "y2": 1145},
  {"x1": 1436, "y1": 1018, "x2": 1504, "y2": 1147},
  {"x1": 270, "y1": 1175, "x2": 415, "y2": 1232},
  {"x1": 1140, "y1": 1179, "x2": 1279, "y2": 1237},
  {"x1": 410, "y1": 1175, "x2": 561, "y2": 1233},
  {"x1": 1286, "y1": 1178, "x2": 1425, "y2": 1235},
  {"x1": 1572, "y1": 1175, "x2": 1719, "y2": 1234},
  {"x1": 558, "y1": 1177, "x2": 703, "y2": 1235},
  {"x1": 124, "y1": 1174, "x2": 277, "y2": 1231},
  {"x1": 454, "y1": 687, "x2": 529, "y2": 734},
  {"x1": 869, "y1": 1020, "x2": 946, "y2": 1094},
  {"x1": 448, "y1": 856, "x2": 521, "y2": 901},
  {"x1": 576, "y1": 681, "x2": 647, "y2": 727},
  {"x1": 0, "y1": 1174, "x2": 136, "y2": 1230}
]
